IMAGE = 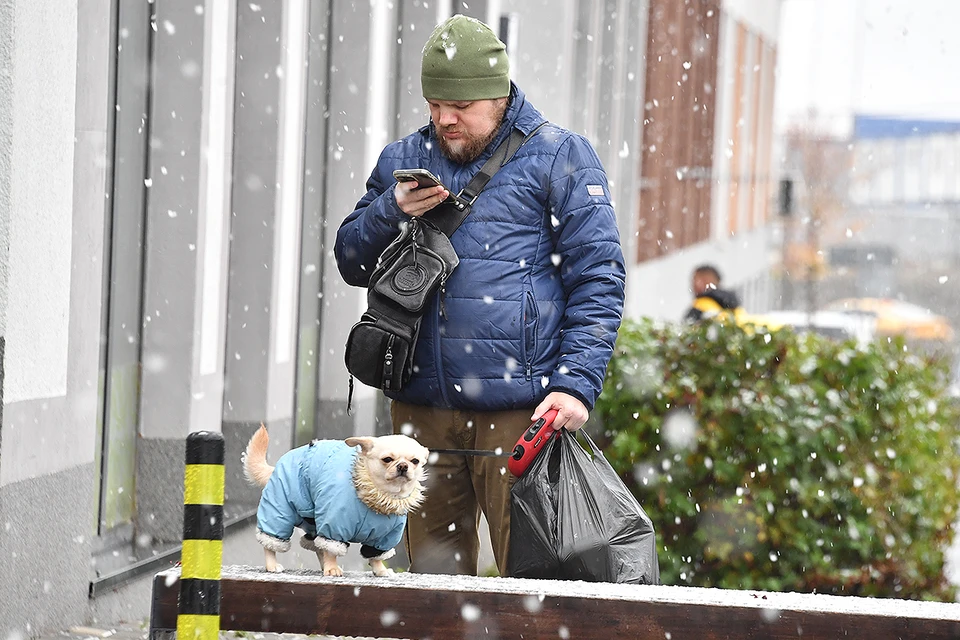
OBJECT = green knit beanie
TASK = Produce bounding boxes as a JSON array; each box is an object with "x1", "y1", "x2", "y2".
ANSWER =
[{"x1": 421, "y1": 14, "x2": 510, "y2": 101}]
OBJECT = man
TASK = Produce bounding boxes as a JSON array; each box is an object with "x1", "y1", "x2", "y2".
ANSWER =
[
  {"x1": 684, "y1": 264, "x2": 743, "y2": 322},
  {"x1": 335, "y1": 15, "x2": 625, "y2": 576}
]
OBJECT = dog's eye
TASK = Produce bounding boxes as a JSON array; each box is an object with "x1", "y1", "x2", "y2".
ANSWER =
[
  {"x1": 382, "y1": 457, "x2": 394, "y2": 464},
  {"x1": 411, "y1": 459, "x2": 420, "y2": 466}
]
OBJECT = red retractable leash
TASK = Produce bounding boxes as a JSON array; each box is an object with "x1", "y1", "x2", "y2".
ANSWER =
[
  {"x1": 507, "y1": 408, "x2": 559, "y2": 477},
  {"x1": 428, "y1": 408, "x2": 560, "y2": 477}
]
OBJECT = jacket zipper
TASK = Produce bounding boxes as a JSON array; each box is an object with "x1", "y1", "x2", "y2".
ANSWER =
[
  {"x1": 439, "y1": 274, "x2": 448, "y2": 318},
  {"x1": 523, "y1": 290, "x2": 537, "y2": 381},
  {"x1": 432, "y1": 292, "x2": 451, "y2": 406}
]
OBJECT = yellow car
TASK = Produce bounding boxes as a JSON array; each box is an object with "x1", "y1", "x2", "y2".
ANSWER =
[
  {"x1": 821, "y1": 298, "x2": 954, "y2": 342},
  {"x1": 742, "y1": 310, "x2": 877, "y2": 346}
]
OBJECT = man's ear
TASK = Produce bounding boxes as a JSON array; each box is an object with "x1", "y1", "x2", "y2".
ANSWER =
[{"x1": 345, "y1": 436, "x2": 375, "y2": 454}]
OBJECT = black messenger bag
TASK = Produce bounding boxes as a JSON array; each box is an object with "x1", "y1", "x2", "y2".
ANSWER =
[
  {"x1": 344, "y1": 217, "x2": 457, "y2": 392},
  {"x1": 344, "y1": 124, "x2": 546, "y2": 406}
]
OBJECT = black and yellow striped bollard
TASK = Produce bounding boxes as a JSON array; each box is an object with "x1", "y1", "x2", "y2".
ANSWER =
[{"x1": 177, "y1": 431, "x2": 225, "y2": 640}]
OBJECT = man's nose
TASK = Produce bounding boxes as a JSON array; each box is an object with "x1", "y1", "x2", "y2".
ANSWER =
[
  {"x1": 436, "y1": 108, "x2": 457, "y2": 126},
  {"x1": 396, "y1": 462, "x2": 408, "y2": 476}
]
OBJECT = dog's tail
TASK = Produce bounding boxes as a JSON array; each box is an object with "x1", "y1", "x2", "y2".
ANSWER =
[{"x1": 241, "y1": 425, "x2": 274, "y2": 488}]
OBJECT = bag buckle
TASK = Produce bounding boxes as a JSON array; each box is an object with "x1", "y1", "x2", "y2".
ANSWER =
[{"x1": 453, "y1": 190, "x2": 476, "y2": 210}]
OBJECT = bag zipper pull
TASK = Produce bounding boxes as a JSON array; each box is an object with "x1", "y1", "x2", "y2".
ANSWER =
[
  {"x1": 347, "y1": 375, "x2": 354, "y2": 415},
  {"x1": 411, "y1": 219, "x2": 419, "y2": 262},
  {"x1": 383, "y1": 335, "x2": 395, "y2": 388}
]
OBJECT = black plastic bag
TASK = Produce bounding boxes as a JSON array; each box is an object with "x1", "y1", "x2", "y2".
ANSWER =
[{"x1": 507, "y1": 429, "x2": 660, "y2": 584}]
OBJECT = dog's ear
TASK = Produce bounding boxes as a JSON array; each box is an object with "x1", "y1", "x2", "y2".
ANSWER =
[
  {"x1": 345, "y1": 436, "x2": 375, "y2": 454},
  {"x1": 420, "y1": 446, "x2": 431, "y2": 463}
]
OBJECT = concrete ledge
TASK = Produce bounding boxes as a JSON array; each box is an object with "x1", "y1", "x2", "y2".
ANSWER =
[{"x1": 149, "y1": 565, "x2": 960, "y2": 639}]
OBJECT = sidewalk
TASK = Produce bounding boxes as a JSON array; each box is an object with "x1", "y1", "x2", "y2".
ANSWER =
[
  {"x1": 45, "y1": 621, "x2": 387, "y2": 640},
  {"x1": 40, "y1": 623, "x2": 335, "y2": 640},
  {"x1": 39, "y1": 623, "x2": 148, "y2": 640},
  {"x1": 34, "y1": 514, "x2": 496, "y2": 640},
  {"x1": 42, "y1": 620, "x2": 377, "y2": 640},
  {"x1": 36, "y1": 521, "x2": 345, "y2": 640}
]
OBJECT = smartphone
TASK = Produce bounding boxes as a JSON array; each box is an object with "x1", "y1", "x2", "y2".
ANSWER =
[{"x1": 393, "y1": 168, "x2": 449, "y2": 191}]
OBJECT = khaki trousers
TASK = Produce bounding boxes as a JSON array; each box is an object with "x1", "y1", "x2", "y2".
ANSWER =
[{"x1": 391, "y1": 400, "x2": 531, "y2": 576}]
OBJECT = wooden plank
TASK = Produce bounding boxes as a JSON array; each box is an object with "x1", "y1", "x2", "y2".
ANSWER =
[
  {"x1": 696, "y1": 0, "x2": 722, "y2": 243},
  {"x1": 637, "y1": 0, "x2": 671, "y2": 263},
  {"x1": 151, "y1": 565, "x2": 960, "y2": 639}
]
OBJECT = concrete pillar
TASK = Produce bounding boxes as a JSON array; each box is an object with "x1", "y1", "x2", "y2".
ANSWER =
[
  {"x1": 316, "y1": 0, "x2": 401, "y2": 439},
  {"x1": 293, "y1": 1, "x2": 332, "y2": 446},
  {"x1": 222, "y1": 0, "x2": 309, "y2": 500},
  {"x1": 137, "y1": 0, "x2": 236, "y2": 543}
]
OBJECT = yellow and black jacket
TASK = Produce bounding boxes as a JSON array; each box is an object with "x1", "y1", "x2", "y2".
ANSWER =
[{"x1": 685, "y1": 289, "x2": 744, "y2": 323}]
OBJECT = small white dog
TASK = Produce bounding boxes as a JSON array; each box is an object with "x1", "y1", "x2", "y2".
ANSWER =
[{"x1": 242, "y1": 426, "x2": 429, "y2": 577}]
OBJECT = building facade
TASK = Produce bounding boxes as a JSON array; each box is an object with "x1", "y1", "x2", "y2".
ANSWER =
[
  {"x1": 847, "y1": 114, "x2": 960, "y2": 268},
  {"x1": 631, "y1": 0, "x2": 782, "y2": 317},
  {"x1": 0, "y1": 0, "x2": 781, "y2": 633},
  {"x1": 820, "y1": 114, "x2": 960, "y2": 334}
]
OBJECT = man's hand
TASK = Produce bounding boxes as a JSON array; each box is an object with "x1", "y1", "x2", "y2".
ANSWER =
[
  {"x1": 532, "y1": 391, "x2": 589, "y2": 431},
  {"x1": 394, "y1": 181, "x2": 449, "y2": 217}
]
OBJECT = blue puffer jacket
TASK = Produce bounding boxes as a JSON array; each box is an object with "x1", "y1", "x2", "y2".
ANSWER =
[
  {"x1": 336, "y1": 84, "x2": 625, "y2": 411},
  {"x1": 256, "y1": 440, "x2": 406, "y2": 553}
]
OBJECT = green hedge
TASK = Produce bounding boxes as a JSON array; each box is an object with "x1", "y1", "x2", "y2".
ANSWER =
[{"x1": 594, "y1": 317, "x2": 960, "y2": 600}]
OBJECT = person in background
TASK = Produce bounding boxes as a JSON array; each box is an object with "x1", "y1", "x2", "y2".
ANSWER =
[
  {"x1": 334, "y1": 15, "x2": 625, "y2": 576},
  {"x1": 685, "y1": 264, "x2": 743, "y2": 322}
]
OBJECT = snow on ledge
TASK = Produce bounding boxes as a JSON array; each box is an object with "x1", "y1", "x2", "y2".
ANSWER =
[{"x1": 156, "y1": 565, "x2": 960, "y2": 622}]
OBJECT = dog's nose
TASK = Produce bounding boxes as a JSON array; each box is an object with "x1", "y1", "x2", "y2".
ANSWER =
[{"x1": 396, "y1": 462, "x2": 408, "y2": 476}]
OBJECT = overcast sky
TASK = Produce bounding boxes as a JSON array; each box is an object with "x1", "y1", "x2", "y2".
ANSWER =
[{"x1": 774, "y1": 0, "x2": 960, "y2": 134}]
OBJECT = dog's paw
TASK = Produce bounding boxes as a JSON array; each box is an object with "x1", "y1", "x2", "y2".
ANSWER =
[
  {"x1": 266, "y1": 563, "x2": 284, "y2": 573},
  {"x1": 372, "y1": 566, "x2": 395, "y2": 577},
  {"x1": 324, "y1": 565, "x2": 344, "y2": 577}
]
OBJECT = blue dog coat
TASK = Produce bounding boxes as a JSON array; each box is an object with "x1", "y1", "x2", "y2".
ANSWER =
[{"x1": 256, "y1": 440, "x2": 406, "y2": 558}]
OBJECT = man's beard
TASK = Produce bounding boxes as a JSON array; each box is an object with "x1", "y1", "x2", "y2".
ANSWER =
[{"x1": 436, "y1": 102, "x2": 508, "y2": 164}]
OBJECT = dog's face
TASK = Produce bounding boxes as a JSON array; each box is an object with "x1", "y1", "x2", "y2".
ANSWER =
[{"x1": 345, "y1": 434, "x2": 429, "y2": 498}]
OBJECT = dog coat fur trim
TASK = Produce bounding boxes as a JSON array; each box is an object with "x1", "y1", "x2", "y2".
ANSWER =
[
  {"x1": 310, "y1": 536, "x2": 349, "y2": 556},
  {"x1": 256, "y1": 529, "x2": 291, "y2": 553}
]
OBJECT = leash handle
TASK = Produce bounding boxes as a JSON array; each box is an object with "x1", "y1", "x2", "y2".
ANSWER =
[{"x1": 508, "y1": 409, "x2": 560, "y2": 477}]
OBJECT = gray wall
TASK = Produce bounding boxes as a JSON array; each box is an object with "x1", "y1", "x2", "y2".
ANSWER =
[{"x1": 0, "y1": 0, "x2": 112, "y2": 634}]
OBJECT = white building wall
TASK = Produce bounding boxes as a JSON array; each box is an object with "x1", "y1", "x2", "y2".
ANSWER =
[
  {"x1": 0, "y1": 0, "x2": 112, "y2": 633},
  {"x1": 723, "y1": 0, "x2": 782, "y2": 41}
]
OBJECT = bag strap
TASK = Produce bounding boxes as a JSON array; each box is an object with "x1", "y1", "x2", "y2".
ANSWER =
[{"x1": 425, "y1": 121, "x2": 548, "y2": 237}]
